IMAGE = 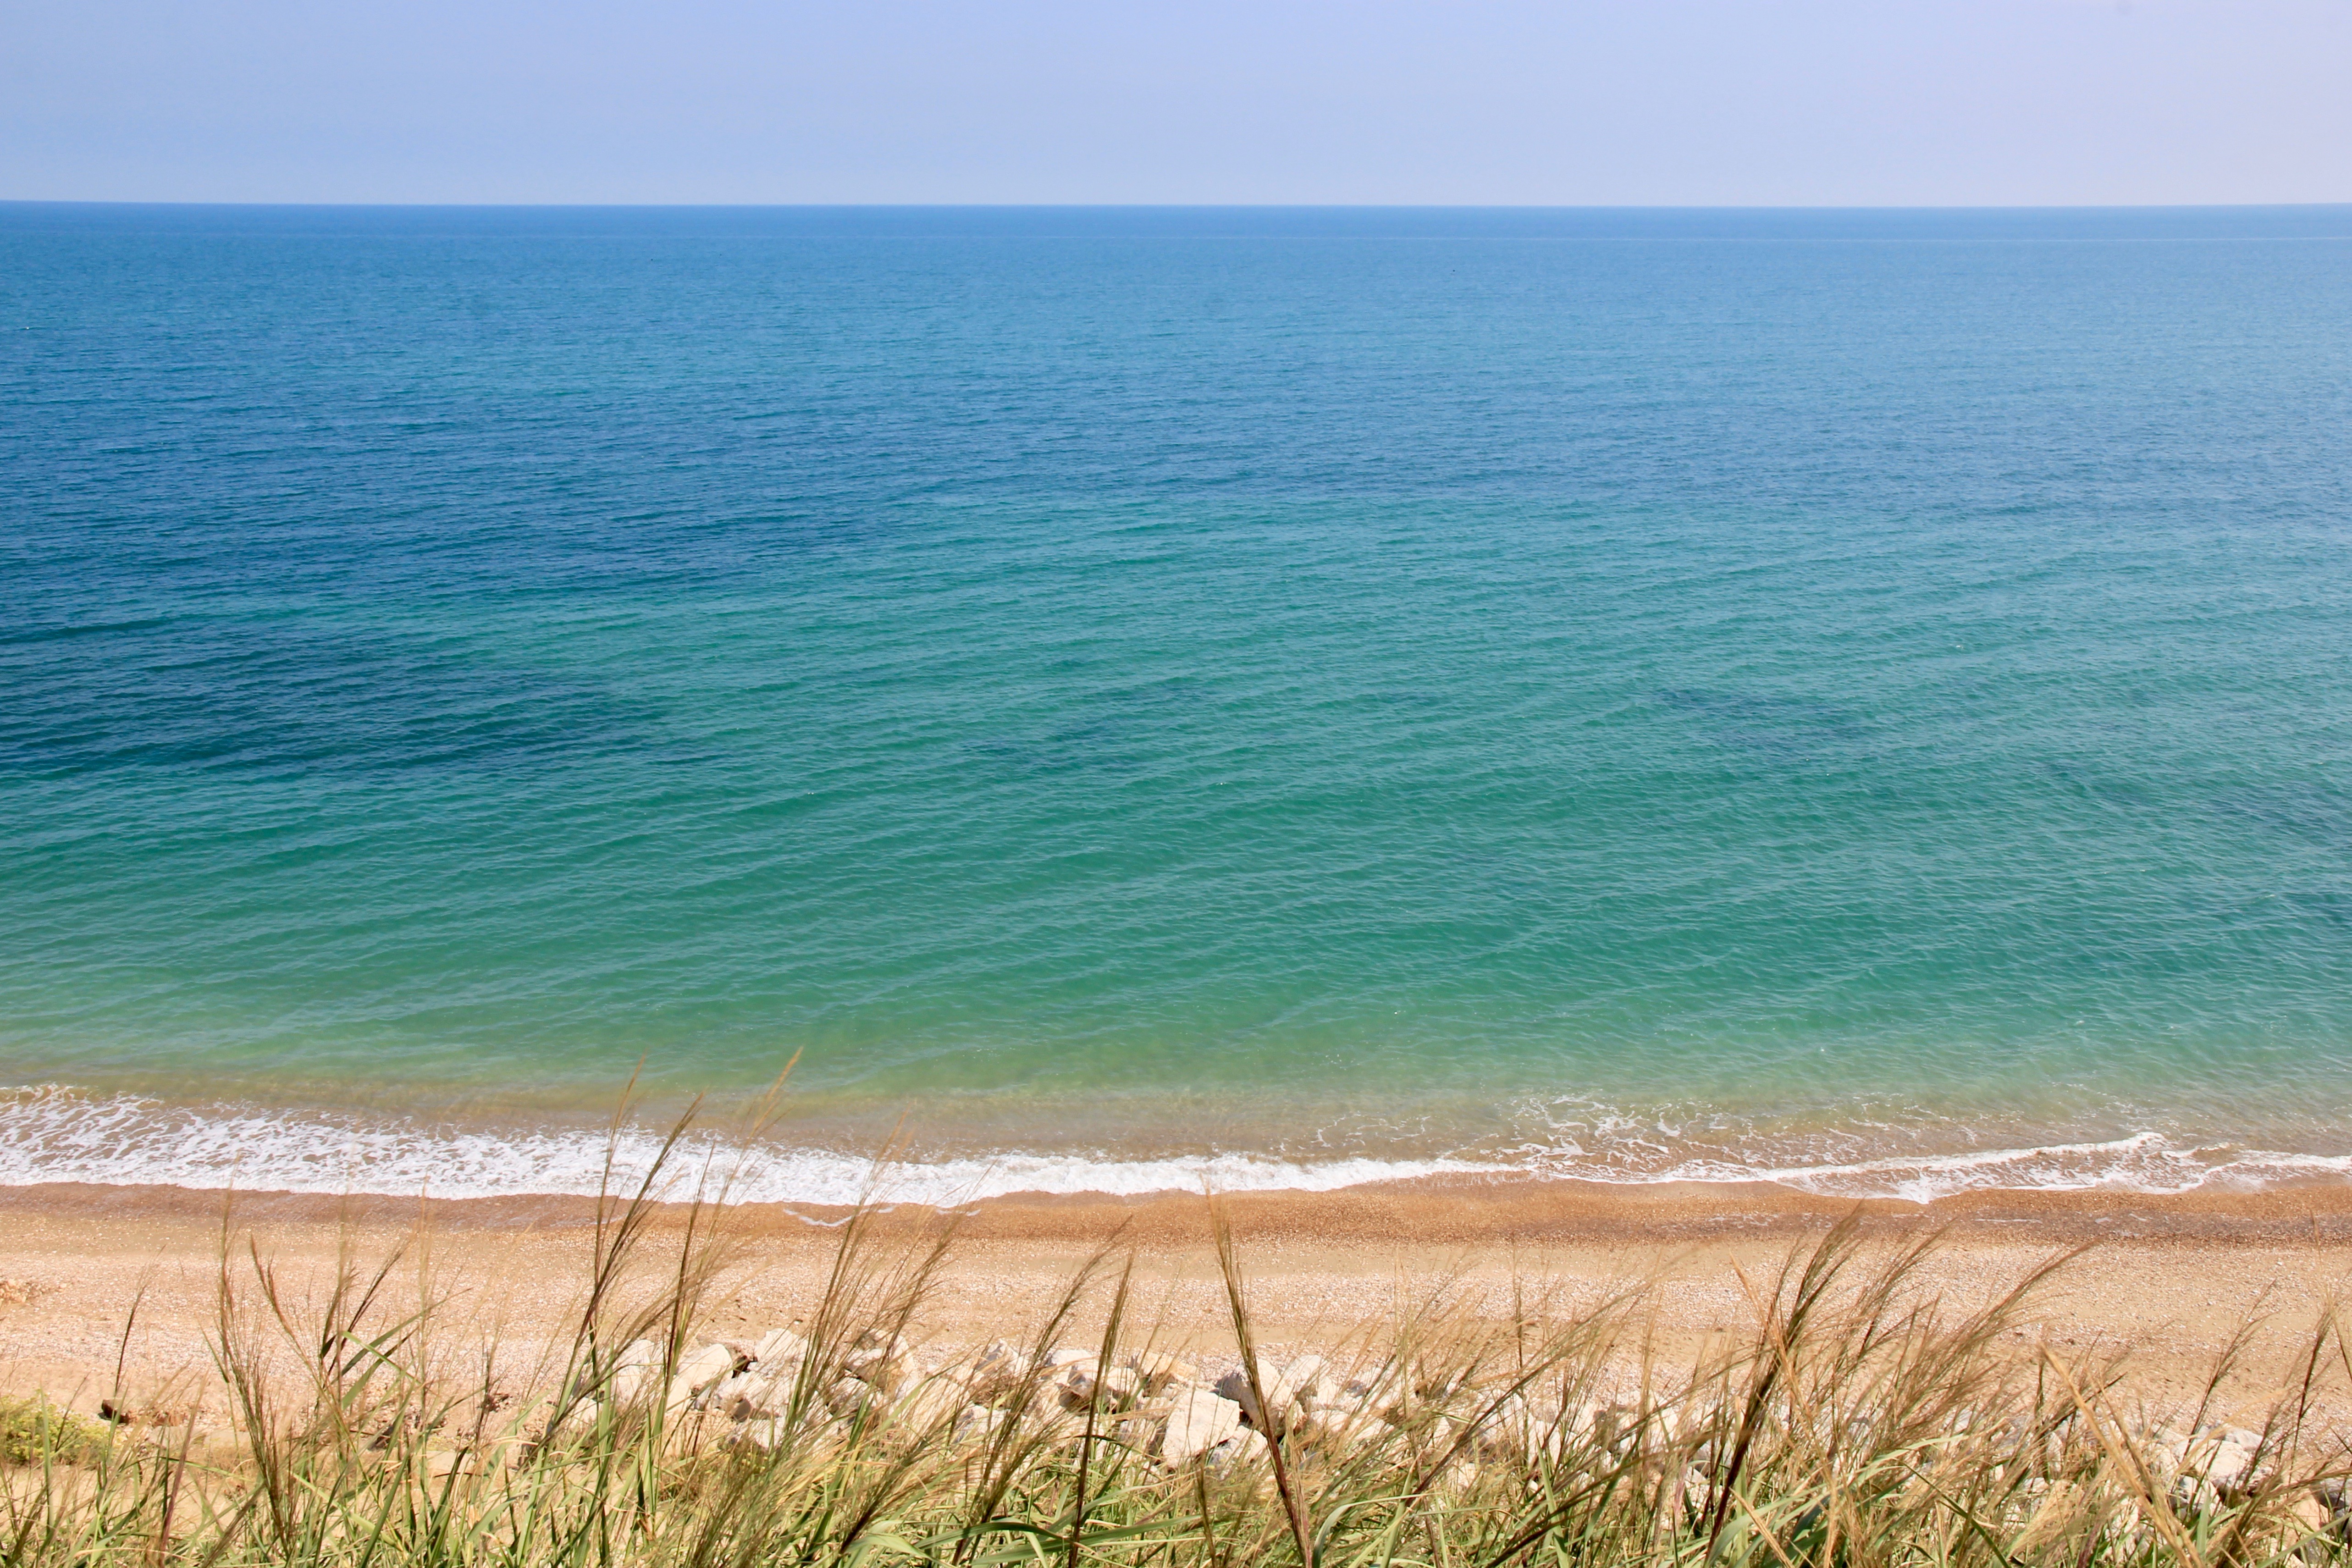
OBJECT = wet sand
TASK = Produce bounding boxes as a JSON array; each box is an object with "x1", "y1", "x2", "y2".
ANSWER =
[{"x1": 5, "y1": 1176, "x2": 2351, "y2": 1425}]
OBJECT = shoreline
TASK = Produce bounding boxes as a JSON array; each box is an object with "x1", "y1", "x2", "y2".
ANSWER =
[
  {"x1": 13, "y1": 1167, "x2": 2352, "y2": 1240},
  {"x1": 14, "y1": 1175, "x2": 2352, "y2": 1241},
  {"x1": 10, "y1": 1084, "x2": 2352, "y2": 1207}
]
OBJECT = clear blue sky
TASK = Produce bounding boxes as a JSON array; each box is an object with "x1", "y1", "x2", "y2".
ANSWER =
[{"x1": 4, "y1": 0, "x2": 2347, "y2": 206}]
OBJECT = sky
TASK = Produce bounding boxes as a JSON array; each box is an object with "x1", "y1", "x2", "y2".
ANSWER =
[{"x1": 3, "y1": 0, "x2": 2348, "y2": 206}]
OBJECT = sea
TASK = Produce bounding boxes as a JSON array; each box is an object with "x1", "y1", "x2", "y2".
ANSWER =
[{"x1": 6, "y1": 203, "x2": 2352, "y2": 1207}]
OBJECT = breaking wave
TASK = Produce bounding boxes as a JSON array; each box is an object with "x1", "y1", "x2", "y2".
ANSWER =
[{"x1": 2, "y1": 1087, "x2": 2347, "y2": 1206}]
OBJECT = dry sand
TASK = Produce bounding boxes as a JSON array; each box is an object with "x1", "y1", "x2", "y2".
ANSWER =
[{"x1": 6, "y1": 1176, "x2": 2352, "y2": 1428}]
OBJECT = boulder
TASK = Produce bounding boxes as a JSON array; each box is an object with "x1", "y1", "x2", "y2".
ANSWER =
[
  {"x1": 1213, "y1": 1358, "x2": 1317, "y2": 1433},
  {"x1": 2147, "y1": 1424, "x2": 2264, "y2": 1509},
  {"x1": 892, "y1": 1376, "x2": 967, "y2": 1433},
  {"x1": 1280, "y1": 1354, "x2": 1339, "y2": 1406},
  {"x1": 972, "y1": 1340, "x2": 1030, "y2": 1377},
  {"x1": 1058, "y1": 1358, "x2": 1141, "y2": 1410},
  {"x1": 2317, "y1": 1479, "x2": 2352, "y2": 1543},
  {"x1": 732, "y1": 1417, "x2": 791, "y2": 1453},
  {"x1": 963, "y1": 1342, "x2": 1032, "y2": 1405},
  {"x1": 1296, "y1": 1386, "x2": 1383, "y2": 1446},
  {"x1": 1161, "y1": 1386, "x2": 1244, "y2": 1463},
  {"x1": 606, "y1": 1339, "x2": 663, "y2": 1405},
  {"x1": 954, "y1": 1404, "x2": 1011, "y2": 1445},
  {"x1": 731, "y1": 1366, "x2": 800, "y2": 1419},
  {"x1": 825, "y1": 1375, "x2": 878, "y2": 1417},
  {"x1": 602, "y1": 1344, "x2": 668, "y2": 1401},
  {"x1": 666, "y1": 1343, "x2": 744, "y2": 1413},
  {"x1": 2201, "y1": 1426, "x2": 2263, "y2": 1489},
  {"x1": 1122, "y1": 1351, "x2": 1199, "y2": 1396},
  {"x1": 845, "y1": 1331, "x2": 915, "y2": 1392},
  {"x1": 751, "y1": 1328, "x2": 809, "y2": 1369}
]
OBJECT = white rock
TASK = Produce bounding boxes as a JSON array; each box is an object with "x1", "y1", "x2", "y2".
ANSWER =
[
  {"x1": 733, "y1": 1418, "x2": 791, "y2": 1452},
  {"x1": 1280, "y1": 1354, "x2": 1339, "y2": 1406},
  {"x1": 1123, "y1": 1351, "x2": 1199, "y2": 1395},
  {"x1": 1060, "y1": 1359, "x2": 1141, "y2": 1410},
  {"x1": 893, "y1": 1377, "x2": 967, "y2": 1432},
  {"x1": 1214, "y1": 1361, "x2": 1309, "y2": 1432},
  {"x1": 1162, "y1": 1386, "x2": 1244, "y2": 1462},
  {"x1": 826, "y1": 1375, "x2": 878, "y2": 1417},
  {"x1": 666, "y1": 1343, "x2": 742, "y2": 1412},
  {"x1": 845, "y1": 1331, "x2": 914, "y2": 1392},
  {"x1": 607, "y1": 1338, "x2": 663, "y2": 1405},
  {"x1": 954, "y1": 1404, "x2": 1010, "y2": 1444},
  {"x1": 2148, "y1": 1423, "x2": 2264, "y2": 1507},
  {"x1": 732, "y1": 1366, "x2": 799, "y2": 1419},
  {"x1": 1297, "y1": 1388, "x2": 1382, "y2": 1446},
  {"x1": 963, "y1": 1342, "x2": 1032, "y2": 1403},
  {"x1": 751, "y1": 1328, "x2": 809, "y2": 1369},
  {"x1": 972, "y1": 1340, "x2": 1029, "y2": 1375},
  {"x1": 2201, "y1": 1426, "x2": 2263, "y2": 1488}
]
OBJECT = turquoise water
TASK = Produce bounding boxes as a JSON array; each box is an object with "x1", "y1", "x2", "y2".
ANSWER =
[{"x1": 6, "y1": 204, "x2": 2352, "y2": 1200}]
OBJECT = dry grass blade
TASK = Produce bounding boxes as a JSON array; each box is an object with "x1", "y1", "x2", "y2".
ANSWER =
[{"x1": 1211, "y1": 1193, "x2": 1319, "y2": 1568}]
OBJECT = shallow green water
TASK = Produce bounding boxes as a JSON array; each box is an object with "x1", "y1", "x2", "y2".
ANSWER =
[{"x1": 6, "y1": 204, "x2": 2352, "y2": 1200}]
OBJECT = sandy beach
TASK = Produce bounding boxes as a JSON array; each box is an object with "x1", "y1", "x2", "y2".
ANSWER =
[{"x1": 8, "y1": 1176, "x2": 2352, "y2": 1430}]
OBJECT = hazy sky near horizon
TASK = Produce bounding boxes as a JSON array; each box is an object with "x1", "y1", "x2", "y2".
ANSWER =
[{"x1": 4, "y1": 0, "x2": 2348, "y2": 206}]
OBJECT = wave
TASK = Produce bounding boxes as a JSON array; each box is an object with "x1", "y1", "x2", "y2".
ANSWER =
[
  {"x1": 0, "y1": 1087, "x2": 1505, "y2": 1206},
  {"x1": 3, "y1": 1087, "x2": 2347, "y2": 1206},
  {"x1": 1634, "y1": 1131, "x2": 2352, "y2": 1203}
]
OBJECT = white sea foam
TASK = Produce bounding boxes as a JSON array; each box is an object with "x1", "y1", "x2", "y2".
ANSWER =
[
  {"x1": 3, "y1": 1086, "x2": 2346, "y2": 1206},
  {"x1": 0, "y1": 1087, "x2": 1504, "y2": 1206},
  {"x1": 1596, "y1": 1132, "x2": 2352, "y2": 1203}
]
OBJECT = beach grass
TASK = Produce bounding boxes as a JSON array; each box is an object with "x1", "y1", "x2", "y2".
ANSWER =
[{"x1": 4, "y1": 1114, "x2": 2349, "y2": 1568}]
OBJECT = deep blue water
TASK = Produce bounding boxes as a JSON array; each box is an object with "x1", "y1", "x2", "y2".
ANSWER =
[{"x1": 5, "y1": 204, "x2": 2352, "y2": 1200}]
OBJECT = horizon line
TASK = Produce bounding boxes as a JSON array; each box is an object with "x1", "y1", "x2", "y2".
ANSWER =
[{"x1": 8, "y1": 198, "x2": 2352, "y2": 213}]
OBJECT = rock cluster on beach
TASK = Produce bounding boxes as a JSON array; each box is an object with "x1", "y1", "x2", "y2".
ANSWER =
[
  {"x1": 533, "y1": 1325, "x2": 2352, "y2": 1546},
  {"x1": 20, "y1": 1303, "x2": 2352, "y2": 1563},
  {"x1": 563, "y1": 1329, "x2": 1496, "y2": 1471}
]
